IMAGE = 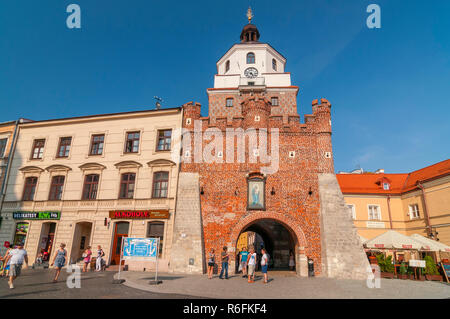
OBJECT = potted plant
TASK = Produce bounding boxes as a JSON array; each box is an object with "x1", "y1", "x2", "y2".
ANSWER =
[
  {"x1": 376, "y1": 254, "x2": 395, "y2": 279},
  {"x1": 417, "y1": 267, "x2": 426, "y2": 281},
  {"x1": 424, "y1": 256, "x2": 442, "y2": 281},
  {"x1": 398, "y1": 263, "x2": 408, "y2": 279},
  {"x1": 407, "y1": 267, "x2": 414, "y2": 280}
]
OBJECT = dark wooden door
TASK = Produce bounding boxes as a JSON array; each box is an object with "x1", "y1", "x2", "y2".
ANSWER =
[{"x1": 111, "y1": 222, "x2": 129, "y2": 265}]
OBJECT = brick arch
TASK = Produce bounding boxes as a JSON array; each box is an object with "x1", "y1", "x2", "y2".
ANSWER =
[{"x1": 230, "y1": 211, "x2": 308, "y2": 250}]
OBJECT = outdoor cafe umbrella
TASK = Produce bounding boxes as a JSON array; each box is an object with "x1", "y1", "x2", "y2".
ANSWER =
[
  {"x1": 410, "y1": 234, "x2": 450, "y2": 252},
  {"x1": 364, "y1": 230, "x2": 422, "y2": 250},
  {"x1": 359, "y1": 234, "x2": 367, "y2": 245}
]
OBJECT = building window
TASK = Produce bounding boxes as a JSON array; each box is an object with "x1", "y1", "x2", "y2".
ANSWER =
[
  {"x1": 347, "y1": 204, "x2": 356, "y2": 220},
  {"x1": 49, "y1": 175, "x2": 65, "y2": 200},
  {"x1": 31, "y1": 139, "x2": 45, "y2": 160},
  {"x1": 147, "y1": 222, "x2": 164, "y2": 257},
  {"x1": 0, "y1": 138, "x2": 7, "y2": 158},
  {"x1": 271, "y1": 97, "x2": 279, "y2": 106},
  {"x1": 152, "y1": 171, "x2": 169, "y2": 198},
  {"x1": 57, "y1": 137, "x2": 72, "y2": 158},
  {"x1": 368, "y1": 205, "x2": 381, "y2": 220},
  {"x1": 89, "y1": 134, "x2": 104, "y2": 155},
  {"x1": 225, "y1": 60, "x2": 230, "y2": 73},
  {"x1": 383, "y1": 183, "x2": 390, "y2": 190},
  {"x1": 226, "y1": 98, "x2": 233, "y2": 107},
  {"x1": 82, "y1": 174, "x2": 99, "y2": 200},
  {"x1": 119, "y1": 173, "x2": 136, "y2": 199},
  {"x1": 125, "y1": 132, "x2": 140, "y2": 153},
  {"x1": 22, "y1": 177, "x2": 38, "y2": 201},
  {"x1": 247, "y1": 52, "x2": 255, "y2": 64},
  {"x1": 272, "y1": 59, "x2": 277, "y2": 71},
  {"x1": 409, "y1": 204, "x2": 420, "y2": 219},
  {"x1": 156, "y1": 130, "x2": 172, "y2": 151}
]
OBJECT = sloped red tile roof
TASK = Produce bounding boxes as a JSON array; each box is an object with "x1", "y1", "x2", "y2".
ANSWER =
[{"x1": 337, "y1": 159, "x2": 450, "y2": 195}]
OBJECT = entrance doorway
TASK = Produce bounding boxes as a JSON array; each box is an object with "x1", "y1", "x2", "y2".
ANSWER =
[
  {"x1": 70, "y1": 222, "x2": 93, "y2": 263},
  {"x1": 236, "y1": 219, "x2": 296, "y2": 272},
  {"x1": 13, "y1": 222, "x2": 29, "y2": 247},
  {"x1": 37, "y1": 222, "x2": 56, "y2": 262},
  {"x1": 111, "y1": 222, "x2": 129, "y2": 265}
]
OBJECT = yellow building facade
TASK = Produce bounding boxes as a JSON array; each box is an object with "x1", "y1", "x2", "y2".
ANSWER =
[{"x1": 337, "y1": 159, "x2": 450, "y2": 246}]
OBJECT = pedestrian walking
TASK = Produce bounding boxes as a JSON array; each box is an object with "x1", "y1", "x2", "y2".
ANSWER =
[
  {"x1": 51, "y1": 243, "x2": 68, "y2": 282},
  {"x1": 247, "y1": 247, "x2": 257, "y2": 283},
  {"x1": 289, "y1": 250, "x2": 295, "y2": 271},
  {"x1": 95, "y1": 245, "x2": 105, "y2": 271},
  {"x1": 0, "y1": 246, "x2": 12, "y2": 277},
  {"x1": 261, "y1": 248, "x2": 269, "y2": 284},
  {"x1": 5, "y1": 244, "x2": 28, "y2": 289},
  {"x1": 207, "y1": 248, "x2": 215, "y2": 279},
  {"x1": 82, "y1": 246, "x2": 92, "y2": 272},
  {"x1": 219, "y1": 246, "x2": 229, "y2": 279},
  {"x1": 240, "y1": 247, "x2": 249, "y2": 278}
]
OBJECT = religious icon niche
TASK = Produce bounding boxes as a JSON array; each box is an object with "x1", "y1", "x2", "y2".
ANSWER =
[{"x1": 247, "y1": 175, "x2": 266, "y2": 210}]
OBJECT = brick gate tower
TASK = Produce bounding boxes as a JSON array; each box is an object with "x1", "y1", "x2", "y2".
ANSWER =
[{"x1": 170, "y1": 9, "x2": 370, "y2": 280}]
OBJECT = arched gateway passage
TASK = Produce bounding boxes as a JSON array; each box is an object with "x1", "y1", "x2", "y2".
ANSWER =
[
  {"x1": 238, "y1": 220, "x2": 295, "y2": 270},
  {"x1": 230, "y1": 213, "x2": 308, "y2": 276}
]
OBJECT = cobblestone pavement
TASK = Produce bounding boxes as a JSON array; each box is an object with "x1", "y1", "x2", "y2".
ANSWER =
[
  {"x1": 117, "y1": 271, "x2": 450, "y2": 299},
  {"x1": 0, "y1": 268, "x2": 201, "y2": 299},
  {"x1": 1, "y1": 268, "x2": 449, "y2": 299}
]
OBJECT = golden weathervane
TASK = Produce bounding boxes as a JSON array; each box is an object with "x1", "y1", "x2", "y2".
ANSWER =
[{"x1": 247, "y1": 6, "x2": 254, "y2": 24}]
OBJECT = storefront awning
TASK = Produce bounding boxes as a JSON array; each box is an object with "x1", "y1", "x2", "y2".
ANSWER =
[
  {"x1": 364, "y1": 230, "x2": 422, "y2": 250},
  {"x1": 410, "y1": 234, "x2": 450, "y2": 252}
]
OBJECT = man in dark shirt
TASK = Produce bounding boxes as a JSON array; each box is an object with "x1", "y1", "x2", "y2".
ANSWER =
[{"x1": 219, "y1": 246, "x2": 229, "y2": 279}]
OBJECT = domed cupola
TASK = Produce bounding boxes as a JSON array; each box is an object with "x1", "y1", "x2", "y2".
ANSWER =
[{"x1": 240, "y1": 7, "x2": 260, "y2": 43}]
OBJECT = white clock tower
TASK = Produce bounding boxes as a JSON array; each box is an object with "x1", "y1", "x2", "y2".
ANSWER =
[{"x1": 207, "y1": 7, "x2": 298, "y2": 121}]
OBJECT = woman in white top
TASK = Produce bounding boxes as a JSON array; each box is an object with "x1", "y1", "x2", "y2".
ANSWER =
[{"x1": 247, "y1": 247, "x2": 257, "y2": 283}]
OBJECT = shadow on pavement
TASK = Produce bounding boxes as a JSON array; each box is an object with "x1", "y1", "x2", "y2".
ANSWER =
[
  {"x1": 140, "y1": 276, "x2": 184, "y2": 281},
  {"x1": 0, "y1": 288, "x2": 59, "y2": 299}
]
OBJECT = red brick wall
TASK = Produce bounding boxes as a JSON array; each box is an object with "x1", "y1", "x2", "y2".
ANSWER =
[
  {"x1": 181, "y1": 94, "x2": 333, "y2": 275},
  {"x1": 207, "y1": 89, "x2": 298, "y2": 121}
]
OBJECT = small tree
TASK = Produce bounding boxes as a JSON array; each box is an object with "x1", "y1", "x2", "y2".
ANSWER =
[
  {"x1": 399, "y1": 263, "x2": 407, "y2": 275},
  {"x1": 424, "y1": 256, "x2": 439, "y2": 276},
  {"x1": 384, "y1": 255, "x2": 395, "y2": 273}
]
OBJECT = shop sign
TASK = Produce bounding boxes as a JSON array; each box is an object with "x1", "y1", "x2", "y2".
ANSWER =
[
  {"x1": 402, "y1": 244, "x2": 413, "y2": 249},
  {"x1": 109, "y1": 210, "x2": 169, "y2": 219},
  {"x1": 13, "y1": 211, "x2": 60, "y2": 220},
  {"x1": 374, "y1": 244, "x2": 384, "y2": 248},
  {"x1": 409, "y1": 260, "x2": 426, "y2": 268}
]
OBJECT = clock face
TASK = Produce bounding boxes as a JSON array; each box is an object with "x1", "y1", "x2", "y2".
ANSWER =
[{"x1": 244, "y1": 67, "x2": 258, "y2": 78}]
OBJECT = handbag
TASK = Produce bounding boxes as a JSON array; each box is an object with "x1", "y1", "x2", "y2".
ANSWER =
[
  {"x1": 82, "y1": 253, "x2": 87, "y2": 258},
  {"x1": 238, "y1": 263, "x2": 243, "y2": 272}
]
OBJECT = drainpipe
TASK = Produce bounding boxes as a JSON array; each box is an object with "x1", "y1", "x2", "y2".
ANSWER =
[
  {"x1": 0, "y1": 119, "x2": 20, "y2": 225},
  {"x1": 417, "y1": 182, "x2": 432, "y2": 236},
  {"x1": 386, "y1": 195, "x2": 393, "y2": 229}
]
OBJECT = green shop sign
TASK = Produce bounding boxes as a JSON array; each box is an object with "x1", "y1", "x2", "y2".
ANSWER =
[{"x1": 13, "y1": 211, "x2": 61, "y2": 220}]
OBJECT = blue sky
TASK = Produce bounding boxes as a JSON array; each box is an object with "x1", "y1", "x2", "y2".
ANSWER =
[{"x1": 0, "y1": 0, "x2": 449, "y2": 173}]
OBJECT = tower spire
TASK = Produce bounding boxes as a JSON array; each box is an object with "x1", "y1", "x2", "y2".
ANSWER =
[{"x1": 246, "y1": 6, "x2": 253, "y2": 24}]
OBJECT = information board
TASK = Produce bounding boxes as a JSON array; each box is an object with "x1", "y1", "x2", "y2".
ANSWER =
[{"x1": 122, "y1": 238, "x2": 158, "y2": 259}]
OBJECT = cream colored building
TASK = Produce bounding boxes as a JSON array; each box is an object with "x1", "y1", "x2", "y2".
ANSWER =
[
  {"x1": 0, "y1": 121, "x2": 18, "y2": 204},
  {"x1": 0, "y1": 108, "x2": 183, "y2": 271},
  {"x1": 337, "y1": 159, "x2": 450, "y2": 246}
]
